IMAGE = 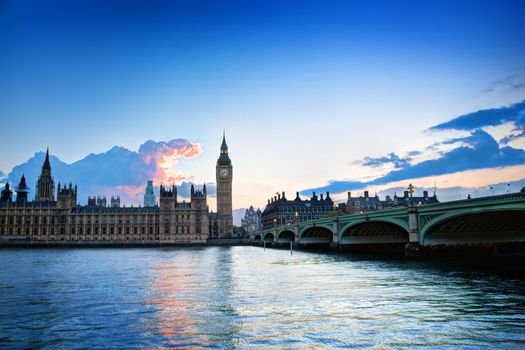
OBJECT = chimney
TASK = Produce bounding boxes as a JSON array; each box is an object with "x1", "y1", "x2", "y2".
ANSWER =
[
  {"x1": 282, "y1": 191, "x2": 286, "y2": 200},
  {"x1": 268, "y1": 199, "x2": 270, "y2": 205},
  {"x1": 320, "y1": 194, "x2": 324, "y2": 200},
  {"x1": 348, "y1": 191, "x2": 351, "y2": 200},
  {"x1": 278, "y1": 193, "x2": 281, "y2": 200},
  {"x1": 423, "y1": 190, "x2": 428, "y2": 198},
  {"x1": 364, "y1": 191, "x2": 369, "y2": 198},
  {"x1": 404, "y1": 191, "x2": 409, "y2": 198}
]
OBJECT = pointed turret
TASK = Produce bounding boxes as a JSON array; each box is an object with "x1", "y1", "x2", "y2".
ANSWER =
[
  {"x1": 35, "y1": 147, "x2": 55, "y2": 201},
  {"x1": 221, "y1": 129, "x2": 228, "y2": 150},
  {"x1": 1, "y1": 182, "x2": 13, "y2": 203},
  {"x1": 16, "y1": 174, "x2": 30, "y2": 204},
  {"x1": 217, "y1": 130, "x2": 231, "y2": 164},
  {"x1": 42, "y1": 147, "x2": 51, "y2": 176},
  {"x1": 19, "y1": 174, "x2": 27, "y2": 189}
]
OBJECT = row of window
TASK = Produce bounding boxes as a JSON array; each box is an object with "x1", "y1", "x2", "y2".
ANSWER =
[
  {"x1": 0, "y1": 216, "x2": 161, "y2": 225},
  {"x1": 1, "y1": 235, "x2": 205, "y2": 241},
  {"x1": 0, "y1": 226, "x2": 160, "y2": 236},
  {"x1": 2, "y1": 225, "x2": 199, "y2": 235},
  {"x1": 261, "y1": 212, "x2": 328, "y2": 228}
]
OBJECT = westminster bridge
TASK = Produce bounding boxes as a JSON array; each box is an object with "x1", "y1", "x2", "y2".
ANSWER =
[{"x1": 251, "y1": 192, "x2": 525, "y2": 256}]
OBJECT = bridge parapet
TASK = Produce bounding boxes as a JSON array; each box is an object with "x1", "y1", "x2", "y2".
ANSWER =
[{"x1": 418, "y1": 192, "x2": 525, "y2": 211}]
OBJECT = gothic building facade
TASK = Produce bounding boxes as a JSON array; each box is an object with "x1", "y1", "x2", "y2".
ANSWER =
[
  {"x1": 343, "y1": 190, "x2": 439, "y2": 214},
  {"x1": 241, "y1": 206, "x2": 262, "y2": 233},
  {"x1": 0, "y1": 136, "x2": 232, "y2": 244},
  {"x1": 215, "y1": 132, "x2": 233, "y2": 238},
  {"x1": 261, "y1": 191, "x2": 334, "y2": 229}
]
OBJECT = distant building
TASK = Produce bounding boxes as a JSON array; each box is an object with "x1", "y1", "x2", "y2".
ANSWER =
[
  {"x1": 87, "y1": 195, "x2": 107, "y2": 207},
  {"x1": 241, "y1": 206, "x2": 262, "y2": 233},
  {"x1": 261, "y1": 191, "x2": 334, "y2": 229},
  {"x1": 344, "y1": 190, "x2": 439, "y2": 214},
  {"x1": 97, "y1": 196, "x2": 107, "y2": 207},
  {"x1": 345, "y1": 191, "x2": 383, "y2": 213},
  {"x1": 1, "y1": 183, "x2": 13, "y2": 203},
  {"x1": 110, "y1": 196, "x2": 120, "y2": 208},
  {"x1": 144, "y1": 180, "x2": 156, "y2": 207}
]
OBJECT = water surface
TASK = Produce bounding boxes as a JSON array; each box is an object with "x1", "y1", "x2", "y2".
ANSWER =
[{"x1": 1, "y1": 247, "x2": 524, "y2": 349}]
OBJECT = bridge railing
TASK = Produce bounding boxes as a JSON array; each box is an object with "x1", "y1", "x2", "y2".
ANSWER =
[{"x1": 418, "y1": 192, "x2": 525, "y2": 210}]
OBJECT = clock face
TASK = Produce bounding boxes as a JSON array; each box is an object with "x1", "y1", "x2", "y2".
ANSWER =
[{"x1": 220, "y1": 168, "x2": 229, "y2": 177}]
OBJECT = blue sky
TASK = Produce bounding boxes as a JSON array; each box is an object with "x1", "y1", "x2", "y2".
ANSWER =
[{"x1": 1, "y1": 0, "x2": 525, "y2": 209}]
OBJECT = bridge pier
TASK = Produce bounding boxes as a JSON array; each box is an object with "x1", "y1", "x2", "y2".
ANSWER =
[
  {"x1": 331, "y1": 218, "x2": 340, "y2": 250},
  {"x1": 405, "y1": 206, "x2": 424, "y2": 258}
]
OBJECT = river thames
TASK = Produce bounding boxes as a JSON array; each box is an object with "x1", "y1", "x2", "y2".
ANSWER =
[{"x1": 1, "y1": 247, "x2": 524, "y2": 349}]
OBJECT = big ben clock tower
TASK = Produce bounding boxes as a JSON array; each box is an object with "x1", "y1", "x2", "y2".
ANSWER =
[{"x1": 216, "y1": 131, "x2": 233, "y2": 237}]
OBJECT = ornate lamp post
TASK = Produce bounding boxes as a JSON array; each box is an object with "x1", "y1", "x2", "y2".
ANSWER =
[{"x1": 407, "y1": 183, "x2": 415, "y2": 207}]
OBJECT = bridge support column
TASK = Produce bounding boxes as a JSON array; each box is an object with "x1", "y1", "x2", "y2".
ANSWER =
[
  {"x1": 406, "y1": 206, "x2": 424, "y2": 257},
  {"x1": 331, "y1": 218, "x2": 340, "y2": 250},
  {"x1": 294, "y1": 225, "x2": 299, "y2": 246}
]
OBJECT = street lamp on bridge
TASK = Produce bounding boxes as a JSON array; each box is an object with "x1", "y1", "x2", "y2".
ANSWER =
[{"x1": 407, "y1": 183, "x2": 415, "y2": 207}]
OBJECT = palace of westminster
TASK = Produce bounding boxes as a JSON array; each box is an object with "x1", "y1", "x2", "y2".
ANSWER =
[{"x1": 0, "y1": 135, "x2": 234, "y2": 243}]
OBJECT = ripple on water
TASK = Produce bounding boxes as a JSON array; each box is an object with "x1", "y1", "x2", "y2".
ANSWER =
[{"x1": 0, "y1": 246, "x2": 525, "y2": 349}]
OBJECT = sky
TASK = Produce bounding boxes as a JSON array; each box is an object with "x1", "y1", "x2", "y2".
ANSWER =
[{"x1": 1, "y1": 0, "x2": 525, "y2": 213}]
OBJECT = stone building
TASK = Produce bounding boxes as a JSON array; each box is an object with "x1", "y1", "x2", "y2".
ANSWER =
[
  {"x1": 0, "y1": 147, "x2": 216, "y2": 244},
  {"x1": 215, "y1": 132, "x2": 233, "y2": 238},
  {"x1": 241, "y1": 206, "x2": 262, "y2": 233},
  {"x1": 261, "y1": 191, "x2": 334, "y2": 229},
  {"x1": 344, "y1": 190, "x2": 439, "y2": 213},
  {"x1": 345, "y1": 191, "x2": 383, "y2": 213}
]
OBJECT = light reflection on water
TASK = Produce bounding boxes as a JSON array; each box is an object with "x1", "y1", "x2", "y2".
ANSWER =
[{"x1": 0, "y1": 246, "x2": 524, "y2": 349}]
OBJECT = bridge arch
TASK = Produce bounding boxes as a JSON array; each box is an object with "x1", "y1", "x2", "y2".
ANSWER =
[
  {"x1": 299, "y1": 225, "x2": 333, "y2": 244},
  {"x1": 263, "y1": 232, "x2": 275, "y2": 242},
  {"x1": 253, "y1": 234, "x2": 262, "y2": 241},
  {"x1": 276, "y1": 230, "x2": 294, "y2": 242},
  {"x1": 339, "y1": 219, "x2": 409, "y2": 245},
  {"x1": 422, "y1": 208, "x2": 525, "y2": 245}
]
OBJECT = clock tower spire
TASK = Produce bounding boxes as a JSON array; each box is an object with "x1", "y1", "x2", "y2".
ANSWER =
[{"x1": 216, "y1": 131, "x2": 233, "y2": 237}]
